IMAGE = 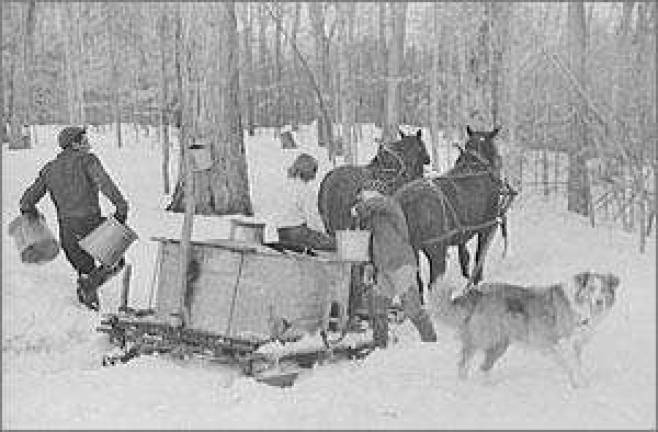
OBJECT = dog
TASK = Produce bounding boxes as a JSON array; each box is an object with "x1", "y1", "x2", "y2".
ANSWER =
[{"x1": 431, "y1": 271, "x2": 620, "y2": 387}]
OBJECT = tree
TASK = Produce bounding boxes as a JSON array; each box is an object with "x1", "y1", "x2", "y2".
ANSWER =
[
  {"x1": 290, "y1": 2, "x2": 301, "y2": 130},
  {"x1": 382, "y1": 2, "x2": 407, "y2": 142},
  {"x1": 377, "y1": 2, "x2": 387, "y2": 129},
  {"x1": 0, "y1": 0, "x2": 4, "y2": 144},
  {"x1": 429, "y1": 2, "x2": 442, "y2": 170},
  {"x1": 337, "y1": 3, "x2": 357, "y2": 164},
  {"x1": 158, "y1": 8, "x2": 171, "y2": 194},
  {"x1": 167, "y1": 2, "x2": 253, "y2": 216},
  {"x1": 309, "y1": 3, "x2": 335, "y2": 156},
  {"x1": 566, "y1": 1, "x2": 591, "y2": 216},
  {"x1": 243, "y1": 3, "x2": 255, "y2": 136},
  {"x1": 109, "y1": 4, "x2": 122, "y2": 148}
]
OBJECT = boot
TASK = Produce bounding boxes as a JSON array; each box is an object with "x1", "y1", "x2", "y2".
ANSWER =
[
  {"x1": 408, "y1": 309, "x2": 437, "y2": 342},
  {"x1": 372, "y1": 312, "x2": 389, "y2": 348},
  {"x1": 77, "y1": 274, "x2": 100, "y2": 311}
]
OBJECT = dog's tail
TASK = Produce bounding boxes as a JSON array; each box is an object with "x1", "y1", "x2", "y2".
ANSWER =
[{"x1": 427, "y1": 281, "x2": 473, "y2": 327}]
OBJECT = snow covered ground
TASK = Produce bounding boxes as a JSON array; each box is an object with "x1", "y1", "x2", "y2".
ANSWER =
[{"x1": 2, "y1": 124, "x2": 655, "y2": 429}]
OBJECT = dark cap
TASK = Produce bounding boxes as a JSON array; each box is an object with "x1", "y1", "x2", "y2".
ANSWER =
[
  {"x1": 58, "y1": 126, "x2": 86, "y2": 149},
  {"x1": 287, "y1": 153, "x2": 318, "y2": 181}
]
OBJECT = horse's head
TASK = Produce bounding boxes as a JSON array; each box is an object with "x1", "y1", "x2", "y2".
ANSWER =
[
  {"x1": 456, "y1": 125, "x2": 502, "y2": 173},
  {"x1": 371, "y1": 129, "x2": 430, "y2": 181}
]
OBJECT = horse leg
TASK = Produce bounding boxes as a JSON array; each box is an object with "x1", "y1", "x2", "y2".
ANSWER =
[
  {"x1": 414, "y1": 248, "x2": 427, "y2": 304},
  {"x1": 458, "y1": 243, "x2": 470, "y2": 279},
  {"x1": 426, "y1": 245, "x2": 447, "y2": 288},
  {"x1": 472, "y1": 227, "x2": 496, "y2": 285}
]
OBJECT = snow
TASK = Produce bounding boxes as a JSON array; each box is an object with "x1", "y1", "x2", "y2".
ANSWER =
[{"x1": 3, "y1": 124, "x2": 655, "y2": 429}]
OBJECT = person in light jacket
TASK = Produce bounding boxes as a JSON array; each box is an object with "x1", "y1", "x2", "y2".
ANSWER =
[
  {"x1": 19, "y1": 126, "x2": 129, "y2": 311},
  {"x1": 274, "y1": 153, "x2": 336, "y2": 253}
]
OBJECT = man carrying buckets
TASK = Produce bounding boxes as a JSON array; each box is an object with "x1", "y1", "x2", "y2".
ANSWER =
[
  {"x1": 351, "y1": 189, "x2": 437, "y2": 348},
  {"x1": 19, "y1": 126, "x2": 130, "y2": 311}
]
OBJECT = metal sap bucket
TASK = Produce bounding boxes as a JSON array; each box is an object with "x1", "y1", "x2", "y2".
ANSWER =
[
  {"x1": 7, "y1": 213, "x2": 60, "y2": 264},
  {"x1": 335, "y1": 229, "x2": 371, "y2": 262},
  {"x1": 79, "y1": 216, "x2": 138, "y2": 266}
]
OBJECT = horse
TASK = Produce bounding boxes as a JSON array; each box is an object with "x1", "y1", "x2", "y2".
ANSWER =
[
  {"x1": 318, "y1": 129, "x2": 430, "y2": 236},
  {"x1": 393, "y1": 125, "x2": 515, "y2": 298}
]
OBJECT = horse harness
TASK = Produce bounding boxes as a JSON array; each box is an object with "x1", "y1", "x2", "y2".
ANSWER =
[
  {"x1": 365, "y1": 143, "x2": 408, "y2": 194},
  {"x1": 421, "y1": 148, "x2": 517, "y2": 248}
]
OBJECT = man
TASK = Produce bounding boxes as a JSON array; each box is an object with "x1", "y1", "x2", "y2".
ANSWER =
[
  {"x1": 274, "y1": 153, "x2": 336, "y2": 253},
  {"x1": 351, "y1": 189, "x2": 437, "y2": 348},
  {"x1": 19, "y1": 126, "x2": 129, "y2": 311}
]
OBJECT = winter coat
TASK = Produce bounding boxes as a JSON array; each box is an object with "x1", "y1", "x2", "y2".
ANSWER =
[
  {"x1": 20, "y1": 148, "x2": 128, "y2": 221},
  {"x1": 353, "y1": 194, "x2": 417, "y2": 298}
]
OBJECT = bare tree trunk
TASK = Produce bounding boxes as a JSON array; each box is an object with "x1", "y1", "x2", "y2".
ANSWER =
[
  {"x1": 158, "y1": 9, "x2": 171, "y2": 194},
  {"x1": 377, "y1": 3, "x2": 387, "y2": 129},
  {"x1": 566, "y1": 1, "x2": 590, "y2": 216},
  {"x1": 507, "y1": 3, "x2": 518, "y2": 150},
  {"x1": 109, "y1": 5, "x2": 122, "y2": 148},
  {"x1": 0, "y1": 0, "x2": 5, "y2": 144},
  {"x1": 212, "y1": 3, "x2": 253, "y2": 214},
  {"x1": 9, "y1": 3, "x2": 27, "y2": 149},
  {"x1": 258, "y1": 4, "x2": 268, "y2": 128},
  {"x1": 290, "y1": 2, "x2": 301, "y2": 130},
  {"x1": 273, "y1": 2, "x2": 282, "y2": 133},
  {"x1": 310, "y1": 3, "x2": 334, "y2": 157},
  {"x1": 24, "y1": 0, "x2": 36, "y2": 137},
  {"x1": 75, "y1": 2, "x2": 85, "y2": 125},
  {"x1": 244, "y1": 3, "x2": 255, "y2": 136},
  {"x1": 168, "y1": 3, "x2": 252, "y2": 216},
  {"x1": 132, "y1": 11, "x2": 140, "y2": 144},
  {"x1": 429, "y1": 2, "x2": 442, "y2": 171},
  {"x1": 383, "y1": 2, "x2": 406, "y2": 142},
  {"x1": 337, "y1": 3, "x2": 356, "y2": 164}
]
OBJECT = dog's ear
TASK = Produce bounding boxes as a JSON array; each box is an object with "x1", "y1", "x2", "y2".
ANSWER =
[
  {"x1": 573, "y1": 272, "x2": 591, "y2": 304},
  {"x1": 574, "y1": 271, "x2": 590, "y2": 289},
  {"x1": 606, "y1": 273, "x2": 620, "y2": 290}
]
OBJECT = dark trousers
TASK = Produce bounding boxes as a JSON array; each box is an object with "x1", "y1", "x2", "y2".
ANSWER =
[
  {"x1": 58, "y1": 215, "x2": 103, "y2": 276},
  {"x1": 277, "y1": 224, "x2": 336, "y2": 252}
]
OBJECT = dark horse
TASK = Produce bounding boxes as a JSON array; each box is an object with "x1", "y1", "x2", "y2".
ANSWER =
[
  {"x1": 394, "y1": 126, "x2": 514, "y2": 296},
  {"x1": 318, "y1": 129, "x2": 430, "y2": 235}
]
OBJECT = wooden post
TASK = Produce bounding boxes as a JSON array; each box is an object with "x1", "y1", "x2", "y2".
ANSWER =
[
  {"x1": 177, "y1": 148, "x2": 195, "y2": 327},
  {"x1": 120, "y1": 263, "x2": 133, "y2": 311}
]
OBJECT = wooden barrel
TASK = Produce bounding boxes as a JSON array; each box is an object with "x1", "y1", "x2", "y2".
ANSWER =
[
  {"x1": 79, "y1": 216, "x2": 138, "y2": 266},
  {"x1": 7, "y1": 214, "x2": 60, "y2": 264}
]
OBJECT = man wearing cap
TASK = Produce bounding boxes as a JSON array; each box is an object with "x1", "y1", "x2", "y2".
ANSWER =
[
  {"x1": 351, "y1": 189, "x2": 437, "y2": 348},
  {"x1": 19, "y1": 126, "x2": 129, "y2": 311},
  {"x1": 274, "y1": 152, "x2": 336, "y2": 253}
]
